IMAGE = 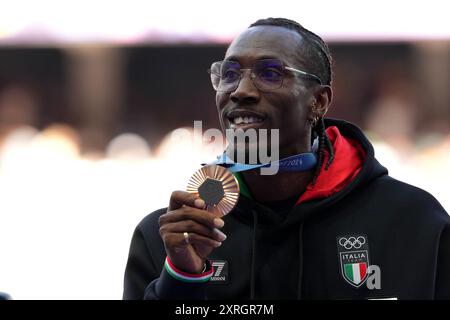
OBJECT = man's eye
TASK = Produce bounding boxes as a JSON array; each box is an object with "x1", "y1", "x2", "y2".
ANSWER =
[
  {"x1": 259, "y1": 68, "x2": 283, "y2": 82},
  {"x1": 221, "y1": 69, "x2": 240, "y2": 82}
]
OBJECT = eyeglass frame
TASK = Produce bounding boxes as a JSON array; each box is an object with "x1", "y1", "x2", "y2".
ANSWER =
[{"x1": 207, "y1": 58, "x2": 323, "y2": 93}]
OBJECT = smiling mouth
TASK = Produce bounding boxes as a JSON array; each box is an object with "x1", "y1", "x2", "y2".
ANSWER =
[{"x1": 227, "y1": 112, "x2": 266, "y2": 130}]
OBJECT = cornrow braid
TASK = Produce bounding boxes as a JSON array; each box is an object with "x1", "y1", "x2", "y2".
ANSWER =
[{"x1": 312, "y1": 117, "x2": 334, "y2": 185}]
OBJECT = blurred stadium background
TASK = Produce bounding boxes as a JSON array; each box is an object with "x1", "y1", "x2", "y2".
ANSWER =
[{"x1": 0, "y1": 0, "x2": 449, "y2": 299}]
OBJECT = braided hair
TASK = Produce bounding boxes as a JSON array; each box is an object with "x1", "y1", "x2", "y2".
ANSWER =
[{"x1": 249, "y1": 17, "x2": 335, "y2": 184}]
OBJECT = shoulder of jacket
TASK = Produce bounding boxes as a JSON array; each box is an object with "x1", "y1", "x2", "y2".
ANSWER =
[
  {"x1": 369, "y1": 175, "x2": 449, "y2": 223},
  {"x1": 135, "y1": 208, "x2": 167, "y2": 241}
]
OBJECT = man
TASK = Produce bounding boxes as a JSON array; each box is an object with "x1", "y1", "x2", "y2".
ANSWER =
[{"x1": 123, "y1": 18, "x2": 450, "y2": 299}]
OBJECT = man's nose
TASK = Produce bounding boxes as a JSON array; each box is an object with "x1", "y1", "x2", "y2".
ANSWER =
[{"x1": 230, "y1": 70, "x2": 260, "y2": 104}]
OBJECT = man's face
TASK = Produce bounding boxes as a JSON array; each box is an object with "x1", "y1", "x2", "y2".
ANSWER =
[{"x1": 216, "y1": 26, "x2": 315, "y2": 159}]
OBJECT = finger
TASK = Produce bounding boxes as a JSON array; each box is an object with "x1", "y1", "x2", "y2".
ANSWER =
[
  {"x1": 185, "y1": 232, "x2": 222, "y2": 249},
  {"x1": 168, "y1": 191, "x2": 205, "y2": 211},
  {"x1": 160, "y1": 220, "x2": 227, "y2": 242},
  {"x1": 160, "y1": 206, "x2": 225, "y2": 229},
  {"x1": 163, "y1": 232, "x2": 222, "y2": 250}
]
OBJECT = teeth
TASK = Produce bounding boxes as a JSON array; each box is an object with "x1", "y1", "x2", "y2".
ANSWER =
[{"x1": 231, "y1": 116, "x2": 263, "y2": 125}]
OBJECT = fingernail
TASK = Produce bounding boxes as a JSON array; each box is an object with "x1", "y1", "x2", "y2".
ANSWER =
[
  {"x1": 194, "y1": 198, "x2": 205, "y2": 209},
  {"x1": 215, "y1": 241, "x2": 222, "y2": 247},
  {"x1": 214, "y1": 218, "x2": 224, "y2": 228},
  {"x1": 214, "y1": 229, "x2": 227, "y2": 241}
]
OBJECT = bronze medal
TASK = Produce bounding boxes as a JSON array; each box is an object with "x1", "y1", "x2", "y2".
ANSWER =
[{"x1": 187, "y1": 165, "x2": 240, "y2": 216}]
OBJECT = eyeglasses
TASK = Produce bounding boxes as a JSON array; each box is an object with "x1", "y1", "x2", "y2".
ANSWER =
[{"x1": 207, "y1": 58, "x2": 323, "y2": 93}]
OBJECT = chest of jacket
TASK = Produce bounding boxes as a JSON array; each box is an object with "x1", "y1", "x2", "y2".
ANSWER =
[{"x1": 205, "y1": 192, "x2": 441, "y2": 300}]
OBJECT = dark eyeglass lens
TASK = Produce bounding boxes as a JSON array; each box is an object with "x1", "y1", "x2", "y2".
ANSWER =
[
  {"x1": 255, "y1": 60, "x2": 283, "y2": 87},
  {"x1": 216, "y1": 61, "x2": 239, "y2": 92},
  {"x1": 220, "y1": 61, "x2": 240, "y2": 81}
]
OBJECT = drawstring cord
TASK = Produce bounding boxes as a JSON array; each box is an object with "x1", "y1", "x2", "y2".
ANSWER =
[
  {"x1": 297, "y1": 223, "x2": 304, "y2": 299},
  {"x1": 250, "y1": 209, "x2": 258, "y2": 300}
]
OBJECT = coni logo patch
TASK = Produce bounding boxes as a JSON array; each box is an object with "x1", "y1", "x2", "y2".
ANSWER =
[{"x1": 337, "y1": 235, "x2": 381, "y2": 289}]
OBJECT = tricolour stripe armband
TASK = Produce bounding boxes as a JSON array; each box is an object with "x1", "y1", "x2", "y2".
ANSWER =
[{"x1": 165, "y1": 256, "x2": 214, "y2": 283}]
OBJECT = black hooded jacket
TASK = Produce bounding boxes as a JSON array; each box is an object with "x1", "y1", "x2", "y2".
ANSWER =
[{"x1": 123, "y1": 119, "x2": 450, "y2": 300}]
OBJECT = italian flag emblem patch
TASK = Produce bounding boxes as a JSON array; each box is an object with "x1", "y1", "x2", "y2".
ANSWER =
[{"x1": 337, "y1": 235, "x2": 371, "y2": 288}]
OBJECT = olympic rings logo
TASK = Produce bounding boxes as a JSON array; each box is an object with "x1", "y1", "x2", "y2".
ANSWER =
[{"x1": 339, "y1": 236, "x2": 366, "y2": 250}]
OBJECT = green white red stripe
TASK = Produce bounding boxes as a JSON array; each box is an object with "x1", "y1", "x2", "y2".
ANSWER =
[
  {"x1": 344, "y1": 263, "x2": 367, "y2": 285},
  {"x1": 165, "y1": 257, "x2": 214, "y2": 283}
]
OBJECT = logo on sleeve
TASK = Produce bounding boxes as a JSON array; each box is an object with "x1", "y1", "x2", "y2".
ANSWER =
[
  {"x1": 210, "y1": 260, "x2": 229, "y2": 284},
  {"x1": 337, "y1": 235, "x2": 370, "y2": 288}
]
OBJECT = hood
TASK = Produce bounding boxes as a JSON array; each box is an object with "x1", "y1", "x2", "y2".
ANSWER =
[{"x1": 296, "y1": 121, "x2": 367, "y2": 204}]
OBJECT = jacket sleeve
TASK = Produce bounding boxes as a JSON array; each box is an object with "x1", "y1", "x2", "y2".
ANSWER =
[
  {"x1": 123, "y1": 216, "x2": 211, "y2": 300},
  {"x1": 435, "y1": 223, "x2": 450, "y2": 299},
  {"x1": 123, "y1": 225, "x2": 160, "y2": 300},
  {"x1": 144, "y1": 259, "x2": 211, "y2": 300}
]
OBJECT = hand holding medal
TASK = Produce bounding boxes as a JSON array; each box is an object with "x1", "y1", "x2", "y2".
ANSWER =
[{"x1": 158, "y1": 165, "x2": 238, "y2": 274}]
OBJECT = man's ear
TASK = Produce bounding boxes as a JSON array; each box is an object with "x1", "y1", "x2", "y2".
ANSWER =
[{"x1": 312, "y1": 85, "x2": 332, "y2": 118}]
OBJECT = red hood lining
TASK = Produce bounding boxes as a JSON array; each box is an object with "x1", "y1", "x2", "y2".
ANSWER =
[{"x1": 296, "y1": 126, "x2": 366, "y2": 205}]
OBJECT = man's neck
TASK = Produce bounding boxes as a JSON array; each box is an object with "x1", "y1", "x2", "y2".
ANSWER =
[{"x1": 242, "y1": 169, "x2": 315, "y2": 202}]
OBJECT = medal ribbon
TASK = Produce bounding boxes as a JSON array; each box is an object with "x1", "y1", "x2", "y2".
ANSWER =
[{"x1": 208, "y1": 152, "x2": 317, "y2": 173}]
